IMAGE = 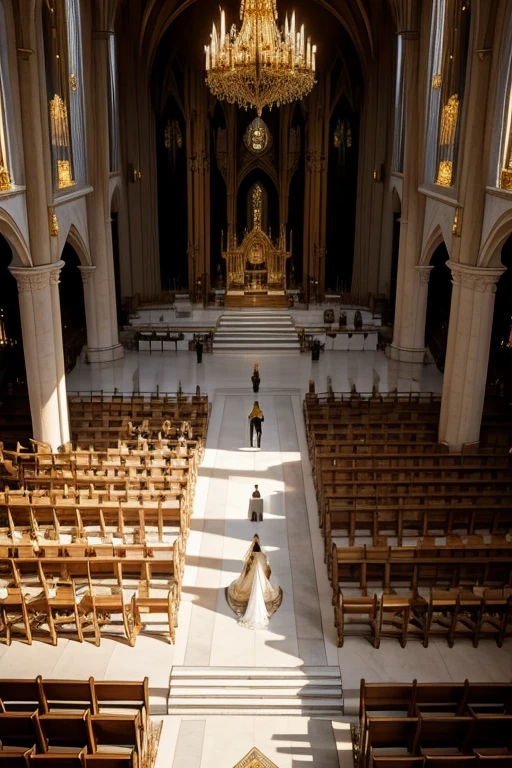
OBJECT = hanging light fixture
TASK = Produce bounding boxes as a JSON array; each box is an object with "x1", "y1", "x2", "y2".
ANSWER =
[{"x1": 204, "y1": 0, "x2": 316, "y2": 117}]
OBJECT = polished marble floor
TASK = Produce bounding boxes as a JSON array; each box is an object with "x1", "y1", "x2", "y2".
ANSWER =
[{"x1": 2, "y1": 348, "x2": 511, "y2": 768}]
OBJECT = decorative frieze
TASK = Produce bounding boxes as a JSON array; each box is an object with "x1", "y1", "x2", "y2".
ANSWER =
[
  {"x1": 9, "y1": 261, "x2": 65, "y2": 294},
  {"x1": 415, "y1": 265, "x2": 434, "y2": 285},
  {"x1": 78, "y1": 265, "x2": 97, "y2": 285},
  {"x1": 447, "y1": 260, "x2": 505, "y2": 293}
]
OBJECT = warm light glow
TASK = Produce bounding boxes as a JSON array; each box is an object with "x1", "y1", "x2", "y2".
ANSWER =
[{"x1": 205, "y1": 0, "x2": 316, "y2": 116}]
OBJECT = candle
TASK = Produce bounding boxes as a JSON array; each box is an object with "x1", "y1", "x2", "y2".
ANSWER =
[
  {"x1": 306, "y1": 38, "x2": 311, "y2": 68},
  {"x1": 220, "y1": 9, "x2": 225, "y2": 47},
  {"x1": 312, "y1": 44, "x2": 316, "y2": 71}
]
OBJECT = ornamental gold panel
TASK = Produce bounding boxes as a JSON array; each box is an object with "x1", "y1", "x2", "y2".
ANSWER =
[
  {"x1": 500, "y1": 168, "x2": 512, "y2": 191},
  {"x1": 436, "y1": 160, "x2": 453, "y2": 187}
]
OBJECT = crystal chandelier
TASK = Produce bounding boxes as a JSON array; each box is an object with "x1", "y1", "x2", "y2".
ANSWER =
[{"x1": 204, "y1": 0, "x2": 316, "y2": 117}]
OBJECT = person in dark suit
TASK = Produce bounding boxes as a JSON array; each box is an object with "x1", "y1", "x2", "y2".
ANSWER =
[
  {"x1": 195, "y1": 336, "x2": 204, "y2": 363},
  {"x1": 248, "y1": 402, "x2": 264, "y2": 448},
  {"x1": 251, "y1": 362, "x2": 260, "y2": 393}
]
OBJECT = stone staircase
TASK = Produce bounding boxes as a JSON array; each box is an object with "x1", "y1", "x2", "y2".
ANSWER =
[
  {"x1": 167, "y1": 666, "x2": 343, "y2": 716},
  {"x1": 213, "y1": 310, "x2": 300, "y2": 352}
]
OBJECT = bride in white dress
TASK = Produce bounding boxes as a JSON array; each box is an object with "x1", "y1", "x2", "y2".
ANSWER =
[{"x1": 226, "y1": 535, "x2": 282, "y2": 630}]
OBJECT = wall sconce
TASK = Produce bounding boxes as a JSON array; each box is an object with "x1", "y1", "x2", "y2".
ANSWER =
[
  {"x1": 130, "y1": 165, "x2": 142, "y2": 182},
  {"x1": 373, "y1": 165, "x2": 384, "y2": 183}
]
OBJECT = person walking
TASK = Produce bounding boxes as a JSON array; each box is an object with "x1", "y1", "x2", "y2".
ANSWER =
[
  {"x1": 251, "y1": 362, "x2": 260, "y2": 393},
  {"x1": 248, "y1": 401, "x2": 264, "y2": 448}
]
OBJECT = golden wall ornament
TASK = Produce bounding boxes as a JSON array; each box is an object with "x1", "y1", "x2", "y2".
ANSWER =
[
  {"x1": 251, "y1": 183, "x2": 263, "y2": 228},
  {"x1": 57, "y1": 160, "x2": 75, "y2": 189},
  {"x1": 439, "y1": 93, "x2": 459, "y2": 145},
  {"x1": 69, "y1": 73, "x2": 77, "y2": 92},
  {"x1": 0, "y1": 165, "x2": 11, "y2": 192},
  {"x1": 244, "y1": 117, "x2": 270, "y2": 154},
  {"x1": 49, "y1": 94, "x2": 70, "y2": 147},
  {"x1": 432, "y1": 73, "x2": 442, "y2": 90},
  {"x1": 436, "y1": 160, "x2": 453, "y2": 187},
  {"x1": 48, "y1": 206, "x2": 59, "y2": 237},
  {"x1": 500, "y1": 168, "x2": 512, "y2": 191}
]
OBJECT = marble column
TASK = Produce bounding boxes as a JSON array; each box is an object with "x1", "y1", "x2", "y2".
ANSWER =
[
  {"x1": 388, "y1": 264, "x2": 433, "y2": 363},
  {"x1": 185, "y1": 71, "x2": 210, "y2": 304},
  {"x1": 9, "y1": 262, "x2": 70, "y2": 450},
  {"x1": 14, "y1": 8, "x2": 53, "y2": 268},
  {"x1": 387, "y1": 9, "x2": 427, "y2": 363},
  {"x1": 85, "y1": 29, "x2": 124, "y2": 363},
  {"x1": 303, "y1": 79, "x2": 329, "y2": 300},
  {"x1": 438, "y1": 261, "x2": 505, "y2": 451}
]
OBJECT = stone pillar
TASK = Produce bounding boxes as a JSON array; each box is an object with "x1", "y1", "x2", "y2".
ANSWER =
[
  {"x1": 388, "y1": 6, "x2": 427, "y2": 362},
  {"x1": 438, "y1": 261, "x2": 505, "y2": 451},
  {"x1": 303, "y1": 78, "x2": 329, "y2": 300},
  {"x1": 78, "y1": 265, "x2": 101, "y2": 362},
  {"x1": 388, "y1": 264, "x2": 433, "y2": 363},
  {"x1": 85, "y1": 28, "x2": 124, "y2": 363},
  {"x1": 9, "y1": 262, "x2": 70, "y2": 450},
  {"x1": 15, "y1": 10, "x2": 53, "y2": 268},
  {"x1": 185, "y1": 72, "x2": 210, "y2": 304}
]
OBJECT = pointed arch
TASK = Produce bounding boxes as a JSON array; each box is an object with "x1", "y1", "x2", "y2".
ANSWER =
[
  {"x1": 479, "y1": 209, "x2": 512, "y2": 268},
  {"x1": 0, "y1": 208, "x2": 31, "y2": 266},
  {"x1": 61, "y1": 223, "x2": 91, "y2": 265},
  {"x1": 420, "y1": 223, "x2": 447, "y2": 266}
]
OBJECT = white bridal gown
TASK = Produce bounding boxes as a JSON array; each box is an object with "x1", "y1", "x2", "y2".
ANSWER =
[
  {"x1": 238, "y1": 553, "x2": 272, "y2": 630},
  {"x1": 226, "y1": 549, "x2": 282, "y2": 630}
]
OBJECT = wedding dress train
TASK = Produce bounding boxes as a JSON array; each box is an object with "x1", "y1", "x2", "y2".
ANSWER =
[{"x1": 226, "y1": 536, "x2": 282, "y2": 629}]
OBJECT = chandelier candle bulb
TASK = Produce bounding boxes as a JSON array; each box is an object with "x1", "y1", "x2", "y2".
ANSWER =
[{"x1": 205, "y1": 0, "x2": 316, "y2": 115}]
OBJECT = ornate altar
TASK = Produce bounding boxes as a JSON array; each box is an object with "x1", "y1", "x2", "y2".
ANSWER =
[{"x1": 222, "y1": 184, "x2": 291, "y2": 304}]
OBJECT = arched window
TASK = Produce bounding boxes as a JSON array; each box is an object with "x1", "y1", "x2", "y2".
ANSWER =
[
  {"x1": 499, "y1": 61, "x2": 512, "y2": 190},
  {"x1": 43, "y1": 0, "x2": 86, "y2": 193},
  {"x1": 487, "y1": 4, "x2": 512, "y2": 190},
  {"x1": 107, "y1": 35, "x2": 120, "y2": 173},
  {"x1": 425, "y1": 0, "x2": 470, "y2": 188},
  {"x1": 392, "y1": 34, "x2": 405, "y2": 173},
  {"x1": 0, "y1": 1, "x2": 16, "y2": 191}
]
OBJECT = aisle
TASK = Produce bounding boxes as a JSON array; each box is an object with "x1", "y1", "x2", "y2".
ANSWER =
[
  {"x1": 175, "y1": 392, "x2": 337, "y2": 668},
  {"x1": 162, "y1": 391, "x2": 345, "y2": 768}
]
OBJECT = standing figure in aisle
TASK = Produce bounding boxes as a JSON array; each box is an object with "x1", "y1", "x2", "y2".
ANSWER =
[
  {"x1": 251, "y1": 362, "x2": 260, "y2": 393},
  {"x1": 248, "y1": 401, "x2": 264, "y2": 448},
  {"x1": 226, "y1": 534, "x2": 282, "y2": 629}
]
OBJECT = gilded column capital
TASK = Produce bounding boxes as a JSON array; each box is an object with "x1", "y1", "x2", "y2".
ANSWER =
[
  {"x1": 446, "y1": 260, "x2": 506, "y2": 293},
  {"x1": 415, "y1": 265, "x2": 434, "y2": 285},
  {"x1": 78, "y1": 265, "x2": 97, "y2": 285},
  {"x1": 9, "y1": 260, "x2": 65, "y2": 294}
]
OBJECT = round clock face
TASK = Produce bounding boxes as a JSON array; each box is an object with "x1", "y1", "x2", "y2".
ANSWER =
[{"x1": 244, "y1": 117, "x2": 270, "y2": 154}]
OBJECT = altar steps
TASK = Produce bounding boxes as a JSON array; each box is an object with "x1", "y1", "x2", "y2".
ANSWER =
[
  {"x1": 213, "y1": 311, "x2": 300, "y2": 352},
  {"x1": 167, "y1": 666, "x2": 343, "y2": 716}
]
